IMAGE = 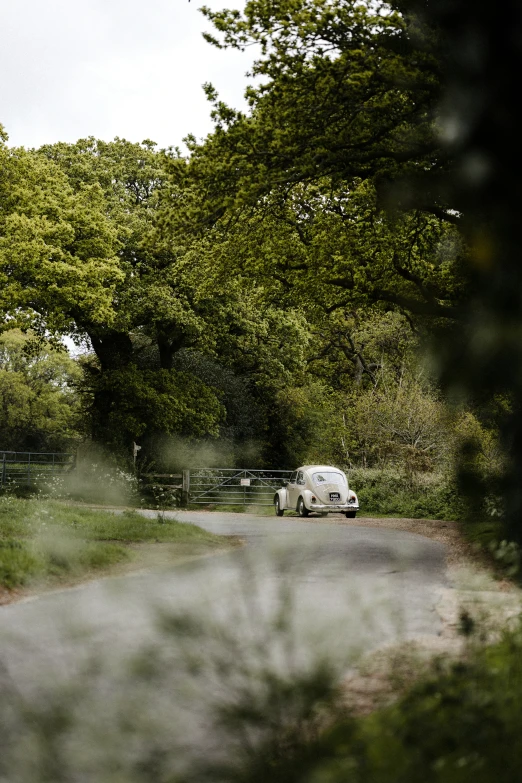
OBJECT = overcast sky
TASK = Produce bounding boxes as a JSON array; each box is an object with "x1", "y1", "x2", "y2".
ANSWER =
[{"x1": 1, "y1": 0, "x2": 254, "y2": 151}]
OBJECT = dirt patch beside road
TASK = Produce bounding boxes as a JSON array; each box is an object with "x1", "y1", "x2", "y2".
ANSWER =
[{"x1": 329, "y1": 515, "x2": 522, "y2": 715}]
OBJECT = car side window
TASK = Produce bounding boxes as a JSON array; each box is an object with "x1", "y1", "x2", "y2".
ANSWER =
[
  {"x1": 289, "y1": 472, "x2": 297, "y2": 484},
  {"x1": 297, "y1": 471, "x2": 305, "y2": 485}
]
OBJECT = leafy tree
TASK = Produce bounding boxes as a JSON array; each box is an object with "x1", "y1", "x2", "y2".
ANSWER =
[
  {"x1": 183, "y1": 180, "x2": 465, "y2": 324},
  {"x1": 26, "y1": 138, "x2": 222, "y2": 454},
  {"x1": 0, "y1": 330, "x2": 81, "y2": 452},
  {"x1": 347, "y1": 370, "x2": 448, "y2": 472},
  {"x1": 180, "y1": 0, "x2": 448, "y2": 223},
  {"x1": 307, "y1": 309, "x2": 416, "y2": 390},
  {"x1": 155, "y1": 2, "x2": 465, "y2": 352},
  {"x1": 168, "y1": 287, "x2": 312, "y2": 467},
  {"x1": 79, "y1": 360, "x2": 225, "y2": 455},
  {"x1": 0, "y1": 133, "x2": 123, "y2": 337},
  {"x1": 36, "y1": 137, "x2": 176, "y2": 368},
  {"x1": 30, "y1": 138, "x2": 314, "y2": 460}
]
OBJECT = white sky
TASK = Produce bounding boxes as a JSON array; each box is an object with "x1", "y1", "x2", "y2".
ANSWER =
[{"x1": 0, "y1": 0, "x2": 254, "y2": 151}]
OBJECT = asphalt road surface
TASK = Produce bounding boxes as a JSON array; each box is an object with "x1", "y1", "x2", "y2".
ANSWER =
[{"x1": 0, "y1": 511, "x2": 447, "y2": 777}]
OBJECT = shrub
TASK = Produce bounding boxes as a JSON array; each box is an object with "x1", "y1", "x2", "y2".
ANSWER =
[
  {"x1": 286, "y1": 626, "x2": 522, "y2": 783},
  {"x1": 347, "y1": 468, "x2": 464, "y2": 520}
]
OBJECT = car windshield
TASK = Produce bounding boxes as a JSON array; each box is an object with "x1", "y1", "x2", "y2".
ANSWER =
[{"x1": 312, "y1": 471, "x2": 346, "y2": 486}]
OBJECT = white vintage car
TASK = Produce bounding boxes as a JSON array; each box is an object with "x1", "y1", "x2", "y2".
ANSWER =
[{"x1": 274, "y1": 465, "x2": 359, "y2": 518}]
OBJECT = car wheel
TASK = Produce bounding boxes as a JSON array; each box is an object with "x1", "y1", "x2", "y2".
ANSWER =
[
  {"x1": 345, "y1": 511, "x2": 356, "y2": 518},
  {"x1": 275, "y1": 496, "x2": 284, "y2": 517},
  {"x1": 297, "y1": 497, "x2": 309, "y2": 517}
]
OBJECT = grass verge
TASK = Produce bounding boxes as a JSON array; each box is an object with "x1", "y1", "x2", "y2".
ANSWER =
[{"x1": 0, "y1": 497, "x2": 233, "y2": 597}]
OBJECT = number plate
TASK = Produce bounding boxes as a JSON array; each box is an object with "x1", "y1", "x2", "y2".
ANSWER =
[{"x1": 329, "y1": 492, "x2": 340, "y2": 502}]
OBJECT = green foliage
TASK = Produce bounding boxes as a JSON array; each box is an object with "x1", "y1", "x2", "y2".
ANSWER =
[
  {"x1": 285, "y1": 626, "x2": 522, "y2": 783},
  {"x1": 36, "y1": 137, "x2": 195, "y2": 347},
  {"x1": 260, "y1": 382, "x2": 333, "y2": 468},
  {"x1": 23, "y1": 137, "x2": 317, "y2": 459},
  {"x1": 349, "y1": 468, "x2": 463, "y2": 520},
  {"x1": 82, "y1": 363, "x2": 225, "y2": 452},
  {"x1": 171, "y1": 350, "x2": 266, "y2": 455},
  {"x1": 341, "y1": 371, "x2": 449, "y2": 472},
  {"x1": 488, "y1": 539, "x2": 521, "y2": 577},
  {"x1": 245, "y1": 310, "x2": 461, "y2": 479},
  {"x1": 0, "y1": 137, "x2": 123, "y2": 335},
  {"x1": 0, "y1": 329, "x2": 81, "y2": 451},
  {"x1": 181, "y1": 0, "x2": 444, "y2": 224},
  {"x1": 182, "y1": 182, "x2": 465, "y2": 324}
]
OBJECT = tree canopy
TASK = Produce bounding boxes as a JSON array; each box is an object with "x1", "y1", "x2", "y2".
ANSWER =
[
  {"x1": 163, "y1": 0, "x2": 451, "y2": 230},
  {"x1": 0, "y1": 135, "x2": 122, "y2": 337},
  {"x1": 0, "y1": 330, "x2": 81, "y2": 452}
]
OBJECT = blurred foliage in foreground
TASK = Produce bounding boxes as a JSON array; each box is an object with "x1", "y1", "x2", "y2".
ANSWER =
[
  {"x1": 235, "y1": 625, "x2": 522, "y2": 783},
  {"x1": 2, "y1": 568, "x2": 522, "y2": 782}
]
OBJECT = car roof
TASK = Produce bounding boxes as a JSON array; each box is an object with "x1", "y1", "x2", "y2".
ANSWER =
[{"x1": 299, "y1": 465, "x2": 346, "y2": 473}]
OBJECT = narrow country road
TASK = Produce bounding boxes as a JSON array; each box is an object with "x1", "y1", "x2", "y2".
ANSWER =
[
  {"x1": 0, "y1": 510, "x2": 447, "y2": 687},
  {"x1": 0, "y1": 511, "x2": 447, "y2": 776}
]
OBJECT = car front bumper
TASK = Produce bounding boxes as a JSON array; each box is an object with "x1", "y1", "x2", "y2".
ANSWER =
[{"x1": 309, "y1": 503, "x2": 359, "y2": 512}]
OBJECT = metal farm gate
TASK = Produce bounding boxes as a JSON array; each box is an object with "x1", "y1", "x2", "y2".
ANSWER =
[
  {"x1": 0, "y1": 451, "x2": 75, "y2": 489},
  {"x1": 188, "y1": 468, "x2": 292, "y2": 507}
]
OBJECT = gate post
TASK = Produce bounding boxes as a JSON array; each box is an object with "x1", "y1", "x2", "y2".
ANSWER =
[{"x1": 182, "y1": 470, "x2": 190, "y2": 507}]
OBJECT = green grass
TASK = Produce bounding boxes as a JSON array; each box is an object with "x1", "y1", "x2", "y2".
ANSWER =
[{"x1": 0, "y1": 497, "x2": 230, "y2": 591}]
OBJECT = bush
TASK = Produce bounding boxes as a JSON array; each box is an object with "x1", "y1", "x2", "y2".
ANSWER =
[
  {"x1": 283, "y1": 626, "x2": 522, "y2": 783},
  {"x1": 348, "y1": 468, "x2": 464, "y2": 520}
]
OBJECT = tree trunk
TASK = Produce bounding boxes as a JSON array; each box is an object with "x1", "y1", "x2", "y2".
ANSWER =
[
  {"x1": 85, "y1": 329, "x2": 135, "y2": 454},
  {"x1": 88, "y1": 330, "x2": 134, "y2": 371}
]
